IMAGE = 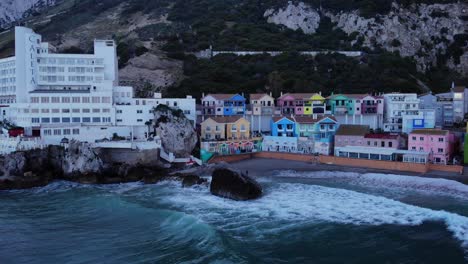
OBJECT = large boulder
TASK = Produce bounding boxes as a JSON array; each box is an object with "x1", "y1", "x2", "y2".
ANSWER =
[
  {"x1": 153, "y1": 104, "x2": 197, "y2": 158},
  {"x1": 210, "y1": 168, "x2": 262, "y2": 201},
  {"x1": 181, "y1": 174, "x2": 207, "y2": 188}
]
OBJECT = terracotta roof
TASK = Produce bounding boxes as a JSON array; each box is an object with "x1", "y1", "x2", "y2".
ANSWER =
[
  {"x1": 278, "y1": 93, "x2": 317, "y2": 100},
  {"x1": 364, "y1": 133, "x2": 400, "y2": 139},
  {"x1": 335, "y1": 124, "x2": 370, "y2": 136},
  {"x1": 204, "y1": 94, "x2": 242, "y2": 100},
  {"x1": 250, "y1": 93, "x2": 271, "y2": 100},
  {"x1": 207, "y1": 116, "x2": 245, "y2": 124},
  {"x1": 453, "y1": 86, "x2": 466, "y2": 93},
  {"x1": 294, "y1": 116, "x2": 319, "y2": 124},
  {"x1": 410, "y1": 129, "x2": 449, "y2": 136},
  {"x1": 272, "y1": 116, "x2": 295, "y2": 123},
  {"x1": 320, "y1": 115, "x2": 337, "y2": 122}
]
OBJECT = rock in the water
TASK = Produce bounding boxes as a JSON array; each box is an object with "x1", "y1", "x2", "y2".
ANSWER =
[
  {"x1": 181, "y1": 174, "x2": 207, "y2": 187},
  {"x1": 210, "y1": 168, "x2": 262, "y2": 201}
]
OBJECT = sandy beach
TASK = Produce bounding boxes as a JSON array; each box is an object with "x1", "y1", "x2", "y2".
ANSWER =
[{"x1": 229, "y1": 158, "x2": 468, "y2": 184}]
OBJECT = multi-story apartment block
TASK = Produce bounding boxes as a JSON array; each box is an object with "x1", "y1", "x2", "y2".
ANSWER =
[
  {"x1": 383, "y1": 93, "x2": 434, "y2": 133},
  {"x1": 0, "y1": 27, "x2": 195, "y2": 145},
  {"x1": 277, "y1": 93, "x2": 326, "y2": 116},
  {"x1": 419, "y1": 92, "x2": 454, "y2": 127},
  {"x1": 452, "y1": 86, "x2": 468, "y2": 123},
  {"x1": 201, "y1": 93, "x2": 246, "y2": 116},
  {"x1": 408, "y1": 129, "x2": 455, "y2": 164}
]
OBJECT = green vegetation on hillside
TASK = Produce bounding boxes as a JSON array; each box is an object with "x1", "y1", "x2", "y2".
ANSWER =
[{"x1": 166, "y1": 52, "x2": 428, "y2": 99}]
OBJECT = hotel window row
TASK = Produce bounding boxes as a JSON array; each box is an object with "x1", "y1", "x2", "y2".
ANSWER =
[
  {"x1": 26, "y1": 108, "x2": 111, "y2": 113},
  {"x1": 32, "y1": 117, "x2": 111, "y2": 124},
  {"x1": 30, "y1": 96, "x2": 111, "y2": 104},
  {"x1": 37, "y1": 58, "x2": 104, "y2": 65},
  {"x1": 43, "y1": 128, "x2": 80, "y2": 136}
]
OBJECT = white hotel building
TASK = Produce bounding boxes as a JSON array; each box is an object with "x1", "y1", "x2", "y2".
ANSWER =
[{"x1": 0, "y1": 27, "x2": 195, "y2": 145}]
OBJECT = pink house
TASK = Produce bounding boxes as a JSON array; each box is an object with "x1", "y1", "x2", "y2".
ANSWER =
[{"x1": 408, "y1": 129, "x2": 455, "y2": 164}]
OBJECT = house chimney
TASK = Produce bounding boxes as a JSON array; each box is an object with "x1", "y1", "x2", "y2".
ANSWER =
[
  {"x1": 202, "y1": 92, "x2": 205, "y2": 98},
  {"x1": 451, "y1": 81, "x2": 455, "y2": 89},
  {"x1": 269, "y1": 92, "x2": 272, "y2": 97},
  {"x1": 280, "y1": 91, "x2": 283, "y2": 97},
  {"x1": 319, "y1": 91, "x2": 322, "y2": 96}
]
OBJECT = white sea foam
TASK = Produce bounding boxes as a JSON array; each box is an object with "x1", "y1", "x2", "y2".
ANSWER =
[
  {"x1": 273, "y1": 170, "x2": 468, "y2": 200},
  {"x1": 156, "y1": 180, "x2": 468, "y2": 248}
]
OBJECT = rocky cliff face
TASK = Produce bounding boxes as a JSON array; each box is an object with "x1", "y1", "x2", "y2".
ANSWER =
[
  {"x1": 264, "y1": 2, "x2": 320, "y2": 34},
  {"x1": 153, "y1": 105, "x2": 197, "y2": 158},
  {"x1": 264, "y1": 1, "x2": 468, "y2": 73},
  {"x1": 0, "y1": 0, "x2": 56, "y2": 28}
]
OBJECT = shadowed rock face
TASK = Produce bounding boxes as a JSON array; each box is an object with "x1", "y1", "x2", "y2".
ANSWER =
[
  {"x1": 181, "y1": 174, "x2": 207, "y2": 188},
  {"x1": 210, "y1": 168, "x2": 262, "y2": 201}
]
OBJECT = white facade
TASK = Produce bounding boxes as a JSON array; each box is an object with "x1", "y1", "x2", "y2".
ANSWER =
[
  {"x1": 0, "y1": 27, "x2": 196, "y2": 145},
  {"x1": 383, "y1": 93, "x2": 426, "y2": 133}
]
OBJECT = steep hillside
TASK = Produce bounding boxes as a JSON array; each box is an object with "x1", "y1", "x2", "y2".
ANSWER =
[
  {"x1": 0, "y1": 0, "x2": 57, "y2": 28},
  {"x1": 0, "y1": 0, "x2": 466, "y2": 97}
]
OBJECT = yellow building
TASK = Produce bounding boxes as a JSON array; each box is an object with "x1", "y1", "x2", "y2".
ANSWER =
[
  {"x1": 201, "y1": 116, "x2": 250, "y2": 141},
  {"x1": 306, "y1": 93, "x2": 326, "y2": 115}
]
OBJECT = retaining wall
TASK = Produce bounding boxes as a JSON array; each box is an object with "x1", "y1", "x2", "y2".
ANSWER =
[{"x1": 208, "y1": 152, "x2": 464, "y2": 174}]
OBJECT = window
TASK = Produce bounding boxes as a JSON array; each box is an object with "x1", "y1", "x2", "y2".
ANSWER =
[
  {"x1": 102, "y1": 97, "x2": 111, "y2": 103},
  {"x1": 438, "y1": 148, "x2": 444, "y2": 153},
  {"x1": 412, "y1": 136, "x2": 416, "y2": 140},
  {"x1": 41, "y1": 118, "x2": 50, "y2": 123},
  {"x1": 419, "y1": 147, "x2": 424, "y2": 151},
  {"x1": 52, "y1": 117, "x2": 60, "y2": 123},
  {"x1": 62, "y1": 118, "x2": 70, "y2": 123},
  {"x1": 72, "y1": 97, "x2": 80, "y2": 103},
  {"x1": 92, "y1": 97, "x2": 100, "y2": 103},
  {"x1": 30, "y1": 97, "x2": 39, "y2": 103},
  {"x1": 102, "y1": 109, "x2": 110, "y2": 113},
  {"x1": 41, "y1": 109, "x2": 49, "y2": 113},
  {"x1": 72, "y1": 117, "x2": 80, "y2": 123},
  {"x1": 92, "y1": 109, "x2": 100, "y2": 113},
  {"x1": 82, "y1": 109, "x2": 90, "y2": 113},
  {"x1": 102, "y1": 117, "x2": 111, "y2": 123},
  {"x1": 412, "y1": 146, "x2": 416, "y2": 150},
  {"x1": 72, "y1": 129, "x2": 80, "y2": 135},
  {"x1": 72, "y1": 109, "x2": 80, "y2": 113},
  {"x1": 137, "y1": 110, "x2": 143, "y2": 114},
  {"x1": 62, "y1": 97, "x2": 70, "y2": 103},
  {"x1": 388, "y1": 142, "x2": 393, "y2": 148},
  {"x1": 82, "y1": 117, "x2": 91, "y2": 122},
  {"x1": 53, "y1": 129, "x2": 61, "y2": 136},
  {"x1": 367, "y1": 141, "x2": 370, "y2": 146},
  {"x1": 62, "y1": 109, "x2": 70, "y2": 113},
  {"x1": 374, "y1": 142, "x2": 377, "y2": 146},
  {"x1": 63, "y1": 129, "x2": 71, "y2": 135},
  {"x1": 137, "y1": 119, "x2": 143, "y2": 122},
  {"x1": 44, "y1": 129, "x2": 51, "y2": 136},
  {"x1": 32, "y1": 118, "x2": 40, "y2": 123},
  {"x1": 41, "y1": 97, "x2": 49, "y2": 103},
  {"x1": 116, "y1": 119, "x2": 122, "y2": 122},
  {"x1": 92, "y1": 117, "x2": 101, "y2": 123},
  {"x1": 438, "y1": 138, "x2": 444, "y2": 142},
  {"x1": 52, "y1": 109, "x2": 60, "y2": 113},
  {"x1": 82, "y1": 97, "x2": 90, "y2": 103},
  {"x1": 117, "y1": 110, "x2": 123, "y2": 114},
  {"x1": 420, "y1": 137, "x2": 424, "y2": 141},
  {"x1": 381, "y1": 141, "x2": 385, "y2": 147}
]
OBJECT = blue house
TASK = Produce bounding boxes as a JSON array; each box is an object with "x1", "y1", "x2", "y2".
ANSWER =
[
  {"x1": 313, "y1": 116, "x2": 339, "y2": 155},
  {"x1": 271, "y1": 116, "x2": 296, "y2": 137},
  {"x1": 223, "y1": 94, "x2": 246, "y2": 116}
]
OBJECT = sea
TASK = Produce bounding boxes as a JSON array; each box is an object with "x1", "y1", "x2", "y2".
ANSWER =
[{"x1": 1, "y1": 171, "x2": 468, "y2": 264}]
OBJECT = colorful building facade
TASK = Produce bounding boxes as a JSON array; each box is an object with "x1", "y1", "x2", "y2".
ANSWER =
[
  {"x1": 408, "y1": 129, "x2": 455, "y2": 164},
  {"x1": 201, "y1": 93, "x2": 246, "y2": 116}
]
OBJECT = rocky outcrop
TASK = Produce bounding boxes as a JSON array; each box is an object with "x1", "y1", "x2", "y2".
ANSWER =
[
  {"x1": 264, "y1": 1, "x2": 320, "y2": 34},
  {"x1": 181, "y1": 174, "x2": 207, "y2": 187},
  {"x1": 210, "y1": 168, "x2": 262, "y2": 201},
  {"x1": 264, "y1": 1, "x2": 468, "y2": 73},
  {"x1": 0, "y1": 141, "x2": 169, "y2": 190},
  {"x1": 153, "y1": 105, "x2": 197, "y2": 158},
  {"x1": 119, "y1": 53, "x2": 183, "y2": 92},
  {"x1": 0, "y1": 0, "x2": 56, "y2": 29}
]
